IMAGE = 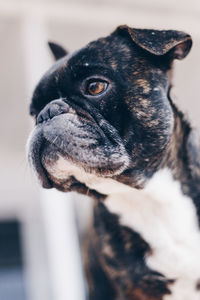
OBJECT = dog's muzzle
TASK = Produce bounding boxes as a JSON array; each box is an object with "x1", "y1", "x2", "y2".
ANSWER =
[{"x1": 27, "y1": 99, "x2": 130, "y2": 189}]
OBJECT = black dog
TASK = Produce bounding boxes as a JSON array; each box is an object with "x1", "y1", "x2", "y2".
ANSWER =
[{"x1": 28, "y1": 25, "x2": 200, "y2": 299}]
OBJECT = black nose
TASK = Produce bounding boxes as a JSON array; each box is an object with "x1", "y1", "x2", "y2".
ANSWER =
[{"x1": 37, "y1": 99, "x2": 69, "y2": 124}]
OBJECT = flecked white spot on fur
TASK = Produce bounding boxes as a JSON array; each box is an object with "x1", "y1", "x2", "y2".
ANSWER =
[
  {"x1": 153, "y1": 87, "x2": 160, "y2": 91},
  {"x1": 104, "y1": 168, "x2": 200, "y2": 300}
]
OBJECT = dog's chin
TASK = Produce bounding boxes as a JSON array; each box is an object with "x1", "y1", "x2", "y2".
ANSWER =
[
  {"x1": 40, "y1": 142, "x2": 129, "y2": 191},
  {"x1": 28, "y1": 113, "x2": 130, "y2": 191}
]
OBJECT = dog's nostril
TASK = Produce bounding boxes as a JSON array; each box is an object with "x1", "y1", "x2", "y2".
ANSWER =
[{"x1": 36, "y1": 99, "x2": 69, "y2": 124}]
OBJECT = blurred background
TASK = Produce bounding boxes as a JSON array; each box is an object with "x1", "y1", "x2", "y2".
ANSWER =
[{"x1": 0, "y1": 0, "x2": 199, "y2": 299}]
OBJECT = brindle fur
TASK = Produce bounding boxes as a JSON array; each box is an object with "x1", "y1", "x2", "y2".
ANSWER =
[{"x1": 28, "y1": 26, "x2": 200, "y2": 299}]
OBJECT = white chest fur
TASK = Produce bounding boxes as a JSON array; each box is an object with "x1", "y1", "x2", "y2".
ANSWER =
[
  {"x1": 47, "y1": 157, "x2": 200, "y2": 299},
  {"x1": 104, "y1": 168, "x2": 200, "y2": 300}
]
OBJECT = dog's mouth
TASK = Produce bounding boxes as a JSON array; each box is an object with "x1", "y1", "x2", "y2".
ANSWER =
[{"x1": 27, "y1": 100, "x2": 130, "y2": 191}]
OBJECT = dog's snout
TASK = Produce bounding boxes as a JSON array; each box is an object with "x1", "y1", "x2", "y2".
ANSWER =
[{"x1": 37, "y1": 99, "x2": 70, "y2": 124}]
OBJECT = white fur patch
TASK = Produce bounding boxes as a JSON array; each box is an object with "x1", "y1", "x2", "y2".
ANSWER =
[
  {"x1": 104, "y1": 168, "x2": 200, "y2": 299},
  {"x1": 47, "y1": 157, "x2": 200, "y2": 298},
  {"x1": 45, "y1": 155, "x2": 133, "y2": 194}
]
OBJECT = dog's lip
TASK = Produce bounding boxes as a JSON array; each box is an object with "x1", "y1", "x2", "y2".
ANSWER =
[
  {"x1": 34, "y1": 144, "x2": 53, "y2": 189},
  {"x1": 63, "y1": 99, "x2": 125, "y2": 148},
  {"x1": 41, "y1": 113, "x2": 130, "y2": 176},
  {"x1": 28, "y1": 127, "x2": 53, "y2": 189}
]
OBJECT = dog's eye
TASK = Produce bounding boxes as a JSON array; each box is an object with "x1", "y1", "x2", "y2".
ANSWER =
[{"x1": 87, "y1": 81, "x2": 108, "y2": 96}]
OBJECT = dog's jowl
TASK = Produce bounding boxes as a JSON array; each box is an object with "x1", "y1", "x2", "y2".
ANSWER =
[{"x1": 27, "y1": 25, "x2": 200, "y2": 299}]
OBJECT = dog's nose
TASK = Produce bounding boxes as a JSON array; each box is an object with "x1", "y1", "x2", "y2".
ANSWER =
[{"x1": 37, "y1": 99, "x2": 69, "y2": 124}]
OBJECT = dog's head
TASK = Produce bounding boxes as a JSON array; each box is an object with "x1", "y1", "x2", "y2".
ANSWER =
[{"x1": 28, "y1": 25, "x2": 192, "y2": 193}]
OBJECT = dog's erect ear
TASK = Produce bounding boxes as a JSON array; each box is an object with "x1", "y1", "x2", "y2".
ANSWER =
[
  {"x1": 116, "y1": 25, "x2": 192, "y2": 60},
  {"x1": 48, "y1": 41, "x2": 68, "y2": 60}
]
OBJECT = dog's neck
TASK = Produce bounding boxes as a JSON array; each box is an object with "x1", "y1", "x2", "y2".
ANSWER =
[
  {"x1": 102, "y1": 102, "x2": 200, "y2": 298},
  {"x1": 163, "y1": 98, "x2": 200, "y2": 202},
  {"x1": 164, "y1": 101, "x2": 190, "y2": 181},
  {"x1": 99, "y1": 98, "x2": 200, "y2": 212}
]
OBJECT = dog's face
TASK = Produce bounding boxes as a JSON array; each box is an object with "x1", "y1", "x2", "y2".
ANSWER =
[{"x1": 28, "y1": 25, "x2": 192, "y2": 193}]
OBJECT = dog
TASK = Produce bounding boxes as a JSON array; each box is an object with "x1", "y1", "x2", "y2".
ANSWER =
[{"x1": 27, "y1": 25, "x2": 200, "y2": 299}]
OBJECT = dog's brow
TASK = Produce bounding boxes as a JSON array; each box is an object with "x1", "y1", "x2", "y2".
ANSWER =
[{"x1": 72, "y1": 63, "x2": 114, "y2": 72}]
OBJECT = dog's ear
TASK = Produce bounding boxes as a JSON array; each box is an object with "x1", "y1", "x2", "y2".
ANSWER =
[
  {"x1": 48, "y1": 41, "x2": 68, "y2": 60},
  {"x1": 116, "y1": 25, "x2": 192, "y2": 60}
]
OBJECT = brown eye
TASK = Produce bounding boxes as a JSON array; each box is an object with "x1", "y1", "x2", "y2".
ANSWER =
[{"x1": 87, "y1": 81, "x2": 108, "y2": 96}]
